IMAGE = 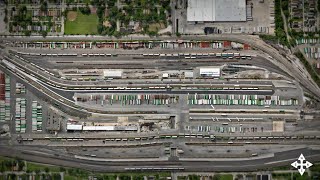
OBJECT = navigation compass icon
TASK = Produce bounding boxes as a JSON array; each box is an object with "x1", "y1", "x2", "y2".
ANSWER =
[{"x1": 291, "y1": 154, "x2": 313, "y2": 176}]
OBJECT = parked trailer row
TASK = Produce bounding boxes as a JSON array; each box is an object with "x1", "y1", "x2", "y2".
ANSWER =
[
  {"x1": 15, "y1": 98, "x2": 26, "y2": 133},
  {"x1": 23, "y1": 134, "x2": 320, "y2": 143},
  {"x1": 83, "y1": 53, "x2": 114, "y2": 57},
  {"x1": 76, "y1": 94, "x2": 179, "y2": 106},
  {"x1": 296, "y1": 38, "x2": 320, "y2": 45},
  {"x1": 16, "y1": 50, "x2": 252, "y2": 60},
  {"x1": 187, "y1": 94, "x2": 298, "y2": 106},
  {"x1": 304, "y1": 47, "x2": 320, "y2": 59},
  {"x1": 0, "y1": 74, "x2": 11, "y2": 122},
  {"x1": 31, "y1": 101, "x2": 42, "y2": 132},
  {"x1": 142, "y1": 52, "x2": 248, "y2": 59},
  {"x1": 17, "y1": 40, "x2": 253, "y2": 50},
  {"x1": 16, "y1": 52, "x2": 77, "y2": 56}
]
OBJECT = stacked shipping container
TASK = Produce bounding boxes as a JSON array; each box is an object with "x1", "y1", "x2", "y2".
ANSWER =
[
  {"x1": 15, "y1": 98, "x2": 26, "y2": 133},
  {"x1": 187, "y1": 94, "x2": 299, "y2": 106},
  {"x1": 32, "y1": 101, "x2": 43, "y2": 132}
]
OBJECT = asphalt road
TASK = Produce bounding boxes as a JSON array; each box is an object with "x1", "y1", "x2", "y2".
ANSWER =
[{"x1": 0, "y1": 145, "x2": 319, "y2": 172}]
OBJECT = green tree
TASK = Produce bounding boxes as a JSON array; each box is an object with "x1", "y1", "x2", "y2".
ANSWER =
[
  {"x1": 97, "y1": 23, "x2": 105, "y2": 34},
  {"x1": 132, "y1": 175, "x2": 144, "y2": 180},
  {"x1": 24, "y1": 30, "x2": 31, "y2": 36},
  {"x1": 0, "y1": 164, "x2": 5, "y2": 173},
  {"x1": 59, "y1": 167, "x2": 66, "y2": 172},
  {"x1": 119, "y1": 175, "x2": 131, "y2": 180},
  {"x1": 41, "y1": 31, "x2": 48, "y2": 38},
  {"x1": 40, "y1": 1, "x2": 48, "y2": 12},
  {"x1": 113, "y1": 31, "x2": 122, "y2": 38},
  {"x1": 53, "y1": 173, "x2": 61, "y2": 180},
  {"x1": 212, "y1": 174, "x2": 220, "y2": 180}
]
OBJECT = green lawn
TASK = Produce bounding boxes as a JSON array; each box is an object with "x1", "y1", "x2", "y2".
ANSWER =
[
  {"x1": 80, "y1": 0, "x2": 92, "y2": 3},
  {"x1": 65, "y1": 11, "x2": 98, "y2": 35},
  {"x1": 218, "y1": 174, "x2": 233, "y2": 180},
  {"x1": 27, "y1": 162, "x2": 60, "y2": 172},
  {"x1": 64, "y1": 175, "x2": 83, "y2": 180}
]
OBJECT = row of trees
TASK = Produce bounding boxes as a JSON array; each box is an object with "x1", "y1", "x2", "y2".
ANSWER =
[
  {"x1": 79, "y1": 3, "x2": 91, "y2": 15},
  {"x1": 94, "y1": 174, "x2": 165, "y2": 180},
  {"x1": 96, "y1": 3, "x2": 117, "y2": 36},
  {"x1": 4, "y1": 7, "x2": 8, "y2": 23},
  {"x1": 281, "y1": 0, "x2": 289, "y2": 19},
  {"x1": 0, "y1": 158, "x2": 24, "y2": 172},
  {"x1": 92, "y1": 0, "x2": 170, "y2": 37},
  {"x1": 8, "y1": 5, "x2": 52, "y2": 37},
  {"x1": 294, "y1": 52, "x2": 320, "y2": 88},
  {"x1": 5, "y1": 172, "x2": 61, "y2": 180},
  {"x1": 274, "y1": 0, "x2": 289, "y2": 46},
  {"x1": 120, "y1": 0, "x2": 170, "y2": 35},
  {"x1": 280, "y1": 0, "x2": 319, "y2": 47},
  {"x1": 178, "y1": 174, "x2": 229, "y2": 180}
]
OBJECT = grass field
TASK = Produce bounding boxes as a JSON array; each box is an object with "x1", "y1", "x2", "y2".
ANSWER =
[
  {"x1": 65, "y1": 11, "x2": 98, "y2": 35},
  {"x1": 218, "y1": 174, "x2": 233, "y2": 180},
  {"x1": 27, "y1": 162, "x2": 60, "y2": 172}
]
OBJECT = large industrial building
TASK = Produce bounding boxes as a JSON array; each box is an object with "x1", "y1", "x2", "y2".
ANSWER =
[
  {"x1": 199, "y1": 67, "x2": 221, "y2": 77},
  {"x1": 103, "y1": 70, "x2": 123, "y2": 78},
  {"x1": 67, "y1": 124, "x2": 138, "y2": 131},
  {"x1": 187, "y1": 0, "x2": 247, "y2": 22}
]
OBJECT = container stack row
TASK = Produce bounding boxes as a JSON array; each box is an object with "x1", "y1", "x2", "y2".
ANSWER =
[
  {"x1": 15, "y1": 98, "x2": 26, "y2": 133},
  {"x1": 187, "y1": 94, "x2": 299, "y2": 106},
  {"x1": 296, "y1": 38, "x2": 320, "y2": 45},
  {"x1": 20, "y1": 41, "x2": 254, "y2": 50},
  {"x1": 16, "y1": 83, "x2": 26, "y2": 94},
  {"x1": 31, "y1": 101, "x2": 43, "y2": 132},
  {"x1": 76, "y1": 94, "x2": 179, "y2": 106},
  {"x1": 5, "y1": 75, "x2": 10, "y2": 121},
  {"x1": 194, "y1": 125, "x2": 253, "y2": 133},
  {"x1": 0, "y1": 73, "x2": 6, "y2": 122},
  {"x1": 304, "y1": 47, "x2": 320, "y2": 59}
]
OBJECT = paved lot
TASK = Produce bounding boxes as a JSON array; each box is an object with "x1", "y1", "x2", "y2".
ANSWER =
[
  {"x1": 0, "y1": 2, "x2": 6, "y2": 34},
  {"x1": 175, "y1": 0, "x2": 274, "y2": 34},
  {"x1": 178, "y1": 143, "x2": 309, "y2": 158},
  {"x1": 66, "y1": 146, "x2": 166, "y2": 158}
]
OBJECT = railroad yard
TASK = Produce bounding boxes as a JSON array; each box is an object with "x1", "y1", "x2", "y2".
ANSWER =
[
  {"x1": 0, "y1": 0, "x2": 320, "y2": 179},
  {"x1": 0, "y1": 37, "x2": 320, "y2": 175}
]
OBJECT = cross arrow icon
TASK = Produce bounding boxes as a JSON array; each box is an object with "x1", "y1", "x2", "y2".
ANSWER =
[{"x1": 291, "y1": 154, "x2": 313, "y2": 176}]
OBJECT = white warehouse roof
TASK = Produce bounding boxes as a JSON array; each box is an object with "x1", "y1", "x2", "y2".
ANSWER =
[
  {"x1": 162, "y1": 73, "x2": 169, "y2": 78},
  {"x1": 187, "y1": 0, "x2": 247, "y2": 22},
  {"x1": 115, "y1": 126, "x2": 138, "y2": 131},
  {"x1": 200, "y1": 68, "x2": 221, "y2": 77},
  {"x1": 185, "y1": 71, "x2": 194, "y2": 78},
  {"x1": 103, "y1": 70, "x2": 123, "y2": 77},
  {"x1": 83, "y1": 126, "x2": 115, "y2": 131},
  {"x1": 67, "y1": 124, "x2": 83, "y2": 130}
]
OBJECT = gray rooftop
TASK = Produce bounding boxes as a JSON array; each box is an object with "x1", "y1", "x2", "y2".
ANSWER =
[{"x1": 187, "y1": 0, "x2": 247, "y2": 22}]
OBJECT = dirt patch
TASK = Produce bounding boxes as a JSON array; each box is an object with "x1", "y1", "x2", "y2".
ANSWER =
[
  {"x1": 273, "y1": 120, "x2": 284, "y2": 132},
  {"x1": 103, "y1": 20, "x2": 111, "y2": 27},
  {"x1": 67, "y1": 11, "x2": 78, "y2": 21},
  {"x1": 148, "y1": 23, "x2": 165, "y2": 32}
]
